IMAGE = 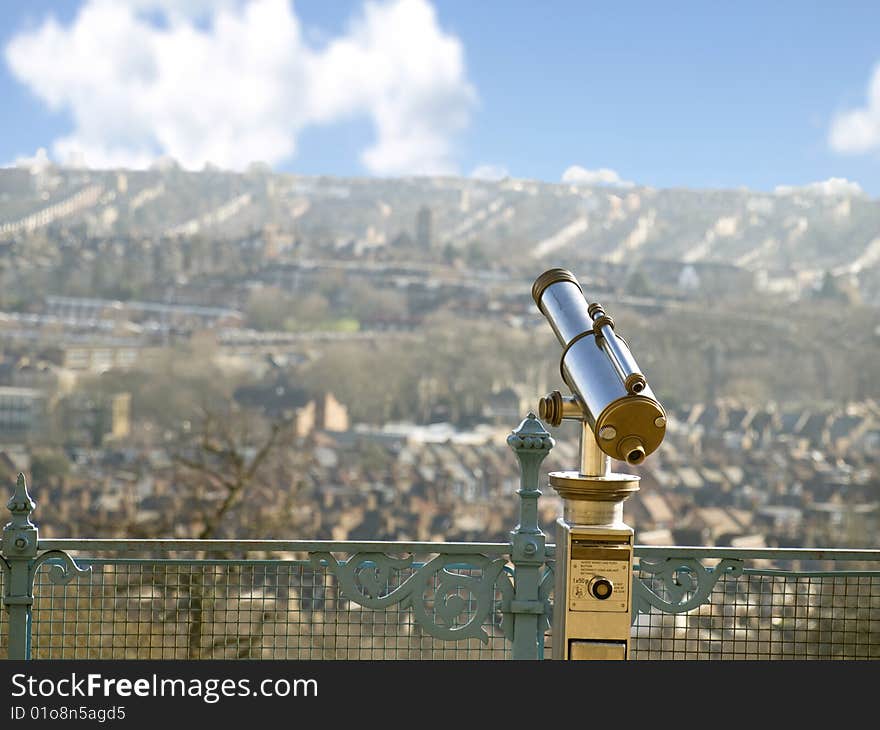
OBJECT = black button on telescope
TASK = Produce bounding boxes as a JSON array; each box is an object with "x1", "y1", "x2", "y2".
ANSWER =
[{"x1": 589, "y1": 576, "x2": 614, "y2": 600}]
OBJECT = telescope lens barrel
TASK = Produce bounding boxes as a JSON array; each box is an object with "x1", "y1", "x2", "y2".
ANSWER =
[
  {"x1": 532, "y1": 268, "x2": 666, "y2": 464},
  {"x1": 532, "y1": 268, "x2": 593, "y2": 347}
]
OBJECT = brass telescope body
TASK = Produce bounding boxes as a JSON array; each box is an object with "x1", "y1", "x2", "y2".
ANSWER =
[
  {"x1": 532, "y1": 268, "x2": 666, "y2": 466},
  {"x1": 532, "y1": 267, "x2": 667, "y2": 661}
]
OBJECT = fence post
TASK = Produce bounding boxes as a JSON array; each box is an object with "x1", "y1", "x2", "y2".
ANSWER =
[
  {"x1": 2, "y1": 473, "x2": 39, "y2": 659},
  {"x1": 507, "y1": 413, "x2": 554, "y2": 659}
]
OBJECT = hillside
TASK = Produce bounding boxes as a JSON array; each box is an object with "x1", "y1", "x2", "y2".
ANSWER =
[{"x1": 2, "y1": 165, "x2": 879, "y2": 306}]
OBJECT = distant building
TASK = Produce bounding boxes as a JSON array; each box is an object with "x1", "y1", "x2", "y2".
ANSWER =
[
  {"x1": 296, "y1": 392, "x2": 350, "y2": 437},
  {"x1": 58, "y1": 391, "x2": 131, "y2": 447},
  {"x1": 0, "y1": 387, "x2": 47, "y2": 441},
  {"x1": 44, "y1": 296, "x2": 243, "y2": 331},
  {"x1": 320, "y1": 392, "x2": 350, "y2": 432},
  {"x1": 8, "y1": 358, "x2": 61, "y2": 394},
  {"x1": 416, "y1": 206, "x2": 432, "y2": 248},
  {"x1": 60, "y1": 343, "x2": 144, "y2": 373},
  {"x1": 109, "y1": 392, "x2": 132, "y2": 440}
]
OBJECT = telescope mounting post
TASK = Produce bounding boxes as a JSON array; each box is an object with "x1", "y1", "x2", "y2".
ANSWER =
[{"x1": 532, "y1": 268, "x2": 665, "y2": 661}]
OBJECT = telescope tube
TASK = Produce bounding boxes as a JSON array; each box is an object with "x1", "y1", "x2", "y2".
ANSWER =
[{"x1": 532, "y1": 268, "x2": 666, "y2": 465}]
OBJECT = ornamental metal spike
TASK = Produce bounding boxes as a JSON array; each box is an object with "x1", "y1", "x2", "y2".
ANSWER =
[
  {"x1": 6, "y1": 473, "x2": 35, "y2": 530},
  {"x1": 508, "y1": 412, "x2": 552, "y2": 442},
  {"x1": 507, "y1": 413, "x2": 554, "y2": 503}
]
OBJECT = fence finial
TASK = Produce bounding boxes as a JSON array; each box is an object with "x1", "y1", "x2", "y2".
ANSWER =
[
  {"x1": 508, "y1": 413, "x2": 554, "y2": 534},
  {"x1": 6, "y1": 472, "x2": 36, "y2": 531}
]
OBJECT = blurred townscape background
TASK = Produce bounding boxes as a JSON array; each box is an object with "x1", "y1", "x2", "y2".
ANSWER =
[
  {"x1": 1, "y1": 163, "x2": 877, "y2": 549},
  {"x1": 0, "y1": 1, "x2": 878, "y2": 550}
]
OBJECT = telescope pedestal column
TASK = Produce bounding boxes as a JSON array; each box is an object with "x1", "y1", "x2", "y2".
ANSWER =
[{"x1": 550, "y1": 425, "x2": 639, "y2": 660}]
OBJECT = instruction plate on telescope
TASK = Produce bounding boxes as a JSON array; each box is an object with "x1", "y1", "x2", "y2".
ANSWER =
[{"x1": 569, "y1": 558, "x2": 630, "y2": 612}]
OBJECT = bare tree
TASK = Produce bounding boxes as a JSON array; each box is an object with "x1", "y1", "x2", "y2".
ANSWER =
[
  {"x1": 159, "y1": 401, "x2": 311, "y2": 658},
  {"x1": 172, "y1": 404, "x2": 302, "y2": 539}
]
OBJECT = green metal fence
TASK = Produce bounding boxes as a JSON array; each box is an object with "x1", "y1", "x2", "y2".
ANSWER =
[
  {"x1": 23, "y1": 542, "x2": 518, "y2": 660},
  {"x1": 3, "y1": 415, "x2": 879, "y2": 660},
  {"x1": 630, "y1": 547, "x2": 880, "y2": 660},
  {"x1": 6, "y1": 540, "x2": 880, "y2": 660}
]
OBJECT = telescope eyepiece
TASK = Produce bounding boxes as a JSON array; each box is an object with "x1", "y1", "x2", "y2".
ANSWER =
[
  {"x1": 624, "y1": 373, "x2": 647, "y2": 395},
  {"x1": 619, "y1": 437, "x2": 647, "y2": 466}
]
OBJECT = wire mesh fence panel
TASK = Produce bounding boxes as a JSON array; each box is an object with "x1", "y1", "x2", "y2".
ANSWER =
[
  {"x1": 18, "y1": 546, "x2": 880, "y2": 660},
  {"x1": 630, "y1": 569, "x2": 880, "y2": 660},
  {"x1": 29, "y1": 557, "x2": 512, "y2": 660}
]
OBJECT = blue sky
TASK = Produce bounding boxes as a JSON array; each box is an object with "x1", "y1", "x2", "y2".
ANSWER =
[{"x1": 2, "y1": 0, "x2": 880, "y2": 194}]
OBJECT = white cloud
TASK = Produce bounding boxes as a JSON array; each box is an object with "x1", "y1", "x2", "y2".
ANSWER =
[
  {"x1": 829, "y1": 63, "x2": 880, "y2": 154},
  {"x1": 4, "y1": 0, "x2": 476, "y2": 175},
  {"x1": 774, "y1": 178, "x2": 864, "y2": 197},
  {"x1": 9, "y1": 147, "x2": 52, "y2": 173},
  {"x1": 122, "y1": 0, "x2": 242, "y2": 17},
  {"x1": 469, "y1": 163, "x2": 509, "y2": 181},
  {"x1": 561, "y1": 165, "x2": 634, "y2": 188}
]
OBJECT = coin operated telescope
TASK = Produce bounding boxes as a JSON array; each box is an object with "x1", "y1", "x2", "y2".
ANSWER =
[{"x1": 532, "y1": 268, "x2": 666, "y2": 660}]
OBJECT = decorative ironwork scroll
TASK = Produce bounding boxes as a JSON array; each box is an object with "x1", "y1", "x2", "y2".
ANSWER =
[
  {"x1": 311, "y1": 551, "x2": 511, "y2": 643},
  {"x1": 631, "y1": 556, "x2": 744, "y2": 623},
  {"x1": 31, "y1": 549, "x2": 92, "y2": 586}
]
